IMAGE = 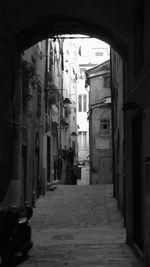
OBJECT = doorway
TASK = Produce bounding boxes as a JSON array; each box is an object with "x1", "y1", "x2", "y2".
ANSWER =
[
  {"x1": 47, "y1": 136, "x2": 51, "y2": 182},
  {"x1": 22, "y1": 145, "x2": 27, "y2": 201},
  {"x1": 132, "y1": 112, "x2": 144, "y2": 252}
]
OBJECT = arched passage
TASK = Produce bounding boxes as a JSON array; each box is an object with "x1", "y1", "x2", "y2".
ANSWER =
[
  {"x1": 1, "y1": 1, "x2": 150, "y2": 265},
  {"x1": 0, "y1": 0, "x2": 133, "y2": 53},
  {"x1": 16, "y1": 15, "x2": 128, "y2": 59},
  {"x1": 0, "y1": 13, "x2": 133, "y2": 261},
  {"x1": 0, "y1": 13, "x2": 129, "y2": 206}
]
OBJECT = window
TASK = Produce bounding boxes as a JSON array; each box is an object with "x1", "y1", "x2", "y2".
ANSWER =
[
  {"x1": 78, "y1": 132, "x2": 82, "y2": 149},
  {"x1": 72, "y1": 141, "x2": 75, "y2": 151},
  {"x1": 95, "y1": 51, "x2": 104, "y2": 56},
  {"x1": 37, "y1": 83, "x2": 41, "y2": 117},
  {"x1": 104, "y1": 76, "x2": 110, "y2": 88},
  {"x1": 83, "y1": 131, "x2": 87, "y2": 149},
  {"x1": 100, "y1": 119, "x2": 110, "y2": 135},
  {"x1": 78, "y1": 94, "x2": 87, "y2": 112},
  {"x1": 78, "y1": 95, "x2": 82, "y2": 112},
  {"x1": 83, "y1": 95, "x2": 87, "y2": 112},
  {"x1": 78, "y1": 131, "x2": 87, "y2": 150}
]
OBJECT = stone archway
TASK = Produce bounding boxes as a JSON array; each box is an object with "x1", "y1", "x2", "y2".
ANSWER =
[
  {"x1": 16, "y1": 15, "x2": 128, "y2": 59},
  {"x1": 1, "y1": 1, "x2": 150, "y2": 264},
  {"x1": 0, "y1": 8, "x2": 130, "y2": 204}
]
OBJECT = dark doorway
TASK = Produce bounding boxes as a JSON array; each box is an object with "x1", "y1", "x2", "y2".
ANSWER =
[
  {"x1": 116, "y1": 132, "x2": 120, "y2": 201},
  {"x1": 22, "y1": 145, "x2": 27, "y2": 201},
  {"x1": 47, "y1": 136, "x2": 51, "y2": 182},
  {"x1": 35, "y1": 148, "x2": 40, "y2": 197},
  {"x1": 35, "y1": 133, "x2": 40, "y2": 198},
  {"x1": 132, "y1": 113, "x2": 143, "y2": 251}
]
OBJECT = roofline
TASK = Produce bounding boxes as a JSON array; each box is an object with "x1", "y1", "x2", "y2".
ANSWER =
[
  {"x1": 86, "y1": 59, "x2": 110, "y2": 74},
  {"x1": 86, "y1": 70, "x2": 110, "y2": 79}
]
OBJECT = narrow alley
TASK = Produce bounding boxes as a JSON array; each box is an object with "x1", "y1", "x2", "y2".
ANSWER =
[{"x1": 19, "y1": 185, "x2": 142, "y2": 267}]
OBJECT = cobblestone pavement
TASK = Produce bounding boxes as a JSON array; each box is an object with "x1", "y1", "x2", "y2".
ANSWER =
[{"x1": 19, "y1": 184, "x2": 143, "y2": 267}]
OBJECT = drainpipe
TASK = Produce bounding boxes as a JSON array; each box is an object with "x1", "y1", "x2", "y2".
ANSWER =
[
  {"x1": 44, "y1": 39, "x2": 48, "y2": 113},
  {"x1": 110, "y1": 48, "x2": 116, "y2": 198}
]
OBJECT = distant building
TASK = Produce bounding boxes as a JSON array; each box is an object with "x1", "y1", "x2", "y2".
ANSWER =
[
  {"x1": 86, "y1": 60, "x2": 112, "y2": 184},
  {"x1": 61, "y1": 37, "x2": 79, "y2": 184},
  {"x1": 76, "y1": 38, "x2": 110, "y2": 185}
]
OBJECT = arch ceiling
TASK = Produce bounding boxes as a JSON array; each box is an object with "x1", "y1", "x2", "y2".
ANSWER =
[{"x1": 0, "y1": 0, "x2": 135, "y2": 57}]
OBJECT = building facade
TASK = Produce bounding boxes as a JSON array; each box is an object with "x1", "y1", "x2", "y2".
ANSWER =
[
  {"x1": 1, "y1": 37, "x2": 79, "y2": 207},
  {"x1": 86, "y1": 60, "x2": 112, "y2": 184},
  {"x1": 61, "y1": 37, "x2": 79, "y2": 184},
  {"x1": 110, "y1": 49, "x2": 125, "y2": 218},
  {"x1": 20, "y1": 41, "x2": 46, "y2": 204},
  {"x1": 76, "y1": 38, "x2": 110, "y2": 185}
]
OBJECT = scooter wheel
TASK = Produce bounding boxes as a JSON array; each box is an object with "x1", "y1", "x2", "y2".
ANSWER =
[
  {"x1": 20, "y1": 242, "x2": 33, "y2": 257},
  {"x1": 20, "y1": 248, "x2": 29, "y2": 257}
]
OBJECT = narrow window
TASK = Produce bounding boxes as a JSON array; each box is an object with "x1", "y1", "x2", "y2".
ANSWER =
[
  {"x1": 78, "y1": 95, "x2": 82, "y2": 112},
  {"x1": 78, "y1": 131, "x2": 82, "y2": 149},
  {"x1": 104, "y1": 76, "x2": 110, "y2": 88},
  {"x1": 83, "y1": 131, "x2": 87, "y2": 149},
  {"x1": 83, "y1": 95, "x2": 87, "y2": 112},
  {"x1": 100, "y1": 119, "x2": 110, "y2": 135},
  {"x1": 37, "y1": 83, "x2": 41, "y2": 117}
]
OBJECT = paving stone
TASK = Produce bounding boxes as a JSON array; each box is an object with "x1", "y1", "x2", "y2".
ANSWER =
[{"x1": 18, "y1": 184, "x2": 143, "y2": 266}]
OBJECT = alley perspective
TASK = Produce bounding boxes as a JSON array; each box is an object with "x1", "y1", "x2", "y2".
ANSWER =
[
  {"x1": 19, "y1": 184, "x2": 142, "y2": 267},
  {"x1": 1, "y1": 0, "x2": 150, "y2": 266},
  {"x1": 0, "y1": 34, "x2": 145, "y2": 267}
]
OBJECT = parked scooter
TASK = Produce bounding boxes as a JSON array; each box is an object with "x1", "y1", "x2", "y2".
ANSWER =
[{"x1": 0, "y1": 203, "x2": 33, "y2": 265}]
